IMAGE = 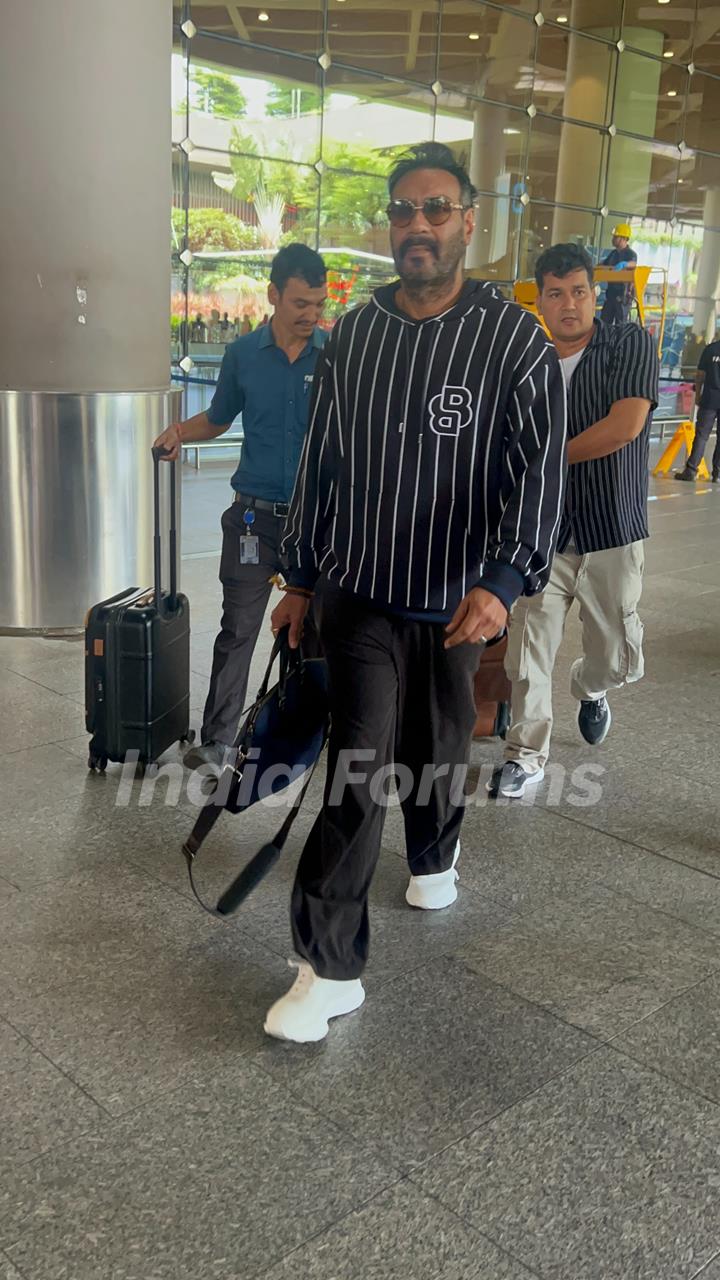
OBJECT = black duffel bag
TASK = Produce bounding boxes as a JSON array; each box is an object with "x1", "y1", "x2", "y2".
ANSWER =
[{"x1": 181, "y1": 627, "x2": 329, "y2": 916}]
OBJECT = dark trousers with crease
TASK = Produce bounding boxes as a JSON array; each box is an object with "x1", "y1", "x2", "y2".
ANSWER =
[
  {"x1": 688, "y1": 407, "x2": 720, "y2": 475},
  {"x1": 202, "y1": 503, "x2": 285, "y2": 746},
  {"x1": 291, "y1": 583, "x2": 482, "y2": 980},
  {"x1": 202, "y1": 501, "x2": 322, "y2": 745}
]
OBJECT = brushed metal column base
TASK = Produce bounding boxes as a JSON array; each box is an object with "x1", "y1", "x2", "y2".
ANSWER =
[{"x1": 0, "y1": 387, "x2": 181, "y2": 632}]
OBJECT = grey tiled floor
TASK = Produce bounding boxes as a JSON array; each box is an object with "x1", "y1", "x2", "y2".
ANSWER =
[{"x1": 1, "y1": 452, "x2": 720, "y2": 1278}]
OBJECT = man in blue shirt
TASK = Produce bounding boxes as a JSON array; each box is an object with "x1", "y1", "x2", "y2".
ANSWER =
[{"x1": 154, "y1": 243, "x2": 327, "y2": 769}]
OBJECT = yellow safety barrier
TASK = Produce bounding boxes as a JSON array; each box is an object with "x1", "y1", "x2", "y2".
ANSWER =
[
  {"x1": 652, "y1": 420, "x2": 710, "y2": 480},
  {"x1": 512, "y1": 281, "x2": 550, "y2": 336}
]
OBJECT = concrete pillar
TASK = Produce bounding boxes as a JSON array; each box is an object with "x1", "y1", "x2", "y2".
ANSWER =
[
  {"x1": 465, "y1": 12, "x2": 516, "y2": 277},
  {"x1": 606, "y1": 29, "x2": 663, "y2": 216},
  {"x1": 552, "y1": 1, "x2": 662, "y2": 239},
  {"x1": 0, "y1": 0, "x2": 178, "y2": 630},
  {"x1": 693, "y1": 187, "x2": 720, "y2": 342},
  {"x1": 466, "y1": 102, "x2": 511, "y2": 276}
]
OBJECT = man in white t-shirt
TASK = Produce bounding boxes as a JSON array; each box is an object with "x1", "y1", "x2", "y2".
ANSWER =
[{"x1": 489, "y1": 243, "x2": 659, "y2": 799}]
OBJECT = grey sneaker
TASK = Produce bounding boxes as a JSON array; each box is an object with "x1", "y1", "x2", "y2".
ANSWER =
[
  {"x1": 487, "y1": 761, "x2": 545, "y2": 799},
  {"x1": 578, "y1": 697, "x2": 612, "y2": 745},
  {"x1": 183, "y1": 740, "x2": 228, "y2": 771}
]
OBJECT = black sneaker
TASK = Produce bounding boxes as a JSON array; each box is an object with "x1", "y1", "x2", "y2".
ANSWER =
[
  {"x1": 674, "y1": 467, "x2": 696, "y2": 482},
  {"x1": 487, "y1": 761, "x2": 545, "y2": 799},
  {"x1": 578, "y1": 697, "x2": 612, "y2": 745},
  {"x1": 713, "y1": 469, "x2": 719, "y2": 484}
]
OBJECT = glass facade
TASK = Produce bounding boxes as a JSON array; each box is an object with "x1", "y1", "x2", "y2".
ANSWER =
[{"x1": 171, "y1": 0, "x2": 720, "y2": 417}]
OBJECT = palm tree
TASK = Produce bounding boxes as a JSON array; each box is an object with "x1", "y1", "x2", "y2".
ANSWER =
[{"x1": 253, "y1": 181, "x2": 286, "y2": 249}]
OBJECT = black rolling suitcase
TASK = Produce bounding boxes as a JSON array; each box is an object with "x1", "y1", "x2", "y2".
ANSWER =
[{"x1": 85, "y1": 446, "x2": 194, "y2": 773}]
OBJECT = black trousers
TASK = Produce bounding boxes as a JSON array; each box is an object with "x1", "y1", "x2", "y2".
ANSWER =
[
  {"x1": 600, "y1": 294, "x2": 631, "y2": 325},
  {"x1": 688, "y1": 407, "x2": 720, "y2": 475},
  {"x1": 291, "y1": 584, "x2": 482, "y2": 980},
  {"x1": 202, "y1": 503, "x2": 285, "y2": 746}
]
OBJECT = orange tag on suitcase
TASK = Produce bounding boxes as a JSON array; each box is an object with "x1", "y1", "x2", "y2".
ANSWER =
[{"x1": 93, "y1": 639, "x2": 104, "y2": 657}]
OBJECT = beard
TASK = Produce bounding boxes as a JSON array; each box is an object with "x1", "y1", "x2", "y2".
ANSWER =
[{"x1": 394, "y1": 226, "x2": 467, "y2": 292}]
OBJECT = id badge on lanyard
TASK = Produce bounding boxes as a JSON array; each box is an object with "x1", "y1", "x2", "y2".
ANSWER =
[{"x1": 240, "y1": 507, "x2": 259, "y2": 565}]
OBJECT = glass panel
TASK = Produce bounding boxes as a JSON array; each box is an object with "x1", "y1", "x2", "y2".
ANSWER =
[
  {"x1": 318, "y1": 171, "x2": 390, "y2": 256},
  {"x1": 188, "y1": 3, "x2": 325, "y2": 59},
  {"x1": 533, "y1": 27, "x2": 614, "y2": 126},
  {"x1": 672, "y1": 155, "x2": 720, "y2": 372},
  {"x1": 178, "y1": 163, "x2": 319, "y2": 364},
  {"x1": 466, "y1": 197, "x2": 521, "y2": 282},
  {"x1": 527, "y1": 114, "x2": 607, "y2": 206},
  {"x1": 322, "y1": 247, "x2": 395, "y2": 320},
  {"x1": 663, "y1": 219, "x2": 720, "y2": 373},
  {"x1": 622, "y1": 1, "x2": 693, "y2": 62},
  {"x1": 676, "y1": 149, "x2": 720, "y2": 228},
  {"x1": 540, "y1": 0, "x2": 622, "y2": 40},
  {"x1": 184, "y1": 49, "x2": 322, "y2": 166},
  {"x1": 435, "y1": 96, "x2": 530, "y2": 198},
  {"x1": 437, "y1": 3, "x2": 536, "y2": 110},
  {"x1": 190, "y1": 153, "x2": 319, "y2": 244},
  {"x1": 607, "y1": 137, "x2": 680, "y2": 222},
  {"x1": 327, "y1": 0, "x2": 440, "y2": 84},
  {"x1": 683, "y1": 71, "x2": 720, "y2": 153},
  {"x1": 495, "y1": 0, "x2": 539, "y2": 14},
  {"x1": 595, "y1": 212, "x2": 690, "y2": 393},
  {"x1": 692, "y1": 3, "x2": 720, "y2": 73},
  {"x1": 596, "y1": 212, "x2": 671, "y2": 272},
  {"x1": 613, "y1": 52, "x2": 687, "y2": 145},
  {"x1": 323, "y1": 66, "x2": 435, "y2": 154},
  {"x1": 519, "y1": 204, "x2": 598, "y2": 279}
]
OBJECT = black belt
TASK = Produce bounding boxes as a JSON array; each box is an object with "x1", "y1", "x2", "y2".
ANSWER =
[{"x1": 234, "y1": 493, "x2": 289, "y2": 518}]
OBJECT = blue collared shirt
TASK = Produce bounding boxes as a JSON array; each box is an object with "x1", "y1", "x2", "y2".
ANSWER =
[{"x1": 206, "y1": 322, "x2": 326, "y2": 502}]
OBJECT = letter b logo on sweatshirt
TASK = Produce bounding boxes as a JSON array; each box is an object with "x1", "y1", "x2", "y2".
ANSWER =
[{"x1": 428, "y1": 386, "x2": 473, "y2": 437}]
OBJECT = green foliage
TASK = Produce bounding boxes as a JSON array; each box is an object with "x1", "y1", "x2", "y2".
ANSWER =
[
  {"x1": 266, "y1": 85, "x2": 322, "y2": 118},
  {"x1": 190, "y1": 69, "x2": 247, "y2": 119},
  {"x1": 227, "y1": 131, "x2": 397, "y2": 246},
  {"x1": 172, "y1": 207, "x2": 258, "y2": 253},
  {"x1": 229, "y1": 129, "x2": 310, "y2": 210},
  {"x1": 322, "y1": 141, "x2": 391, "y2": 178},
  {"x1": 317, "y1": 143, "x2": 396, "y2": 232},
  {"x1": 633, "y1": 227, "x2": 703, "y2": 252}
]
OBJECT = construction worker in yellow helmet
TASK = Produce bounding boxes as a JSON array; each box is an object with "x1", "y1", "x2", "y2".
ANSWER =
[{"x1": 600, "y1": 221, "x2": 637, "y2": 324}]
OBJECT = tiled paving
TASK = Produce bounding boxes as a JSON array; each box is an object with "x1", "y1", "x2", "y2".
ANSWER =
[{"x1": 1, "y1": 449, "x2": 719, "y2": 1278}]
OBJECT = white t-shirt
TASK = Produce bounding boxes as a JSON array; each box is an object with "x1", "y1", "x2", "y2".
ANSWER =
[
  {"x1": 560, "y1": 349, "x2": 585, "y2": 386},
  {"x1": 561, "y1": 350, "x2": 585, "y2": 555}
]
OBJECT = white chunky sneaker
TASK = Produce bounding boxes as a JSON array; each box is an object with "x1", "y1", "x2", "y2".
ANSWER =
[
  {"x1": 263, "y1": 960, "x2": 366, "y2": 1043},
  {"x1": 405, "y1": 841, "x2": 460, "y2": 911}
]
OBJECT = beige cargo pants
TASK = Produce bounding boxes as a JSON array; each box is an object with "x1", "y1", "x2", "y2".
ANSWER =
[{"x1": 503, "y1": 542, "x2": 645, "y2": 772}]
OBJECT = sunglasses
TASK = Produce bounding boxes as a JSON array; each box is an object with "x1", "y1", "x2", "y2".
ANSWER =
[{"x1": 385, "y1": 196, "x2": 470, "y2": 228}]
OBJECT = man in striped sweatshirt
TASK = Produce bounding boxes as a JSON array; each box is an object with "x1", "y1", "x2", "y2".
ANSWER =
[{"x1": 264, "y1": 142, "x2": 567, "y2": 1043}]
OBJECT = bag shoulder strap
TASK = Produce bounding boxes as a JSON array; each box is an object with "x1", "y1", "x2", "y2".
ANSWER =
[{"x1": 181, "y1": 749, "x2": 322, "y2": 918}]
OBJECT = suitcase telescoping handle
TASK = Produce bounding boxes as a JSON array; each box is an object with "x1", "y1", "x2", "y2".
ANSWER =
[{"x1": 151, "y1": 445, "x2": 179, "y2": 614}]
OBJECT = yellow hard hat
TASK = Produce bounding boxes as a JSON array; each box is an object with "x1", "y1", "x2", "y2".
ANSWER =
[{"x1": 613, "y1": 222, "x2": 632, "y2": 238}]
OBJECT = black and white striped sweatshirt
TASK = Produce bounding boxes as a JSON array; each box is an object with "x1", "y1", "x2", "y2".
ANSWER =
[{"x1": 282, "y1": 279, "x2": 567, "y2": 619}]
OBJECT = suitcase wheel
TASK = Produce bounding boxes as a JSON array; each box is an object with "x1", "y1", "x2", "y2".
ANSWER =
[
  {"x1": 136, "y1": 761, "x2": 159, "y2": 779},
  {"x1": 179, "y1": 729, "x2": 196, "y2": 746},
  {"x1": 88, "y1": 752, "x2": 108, "y2": 773}
]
